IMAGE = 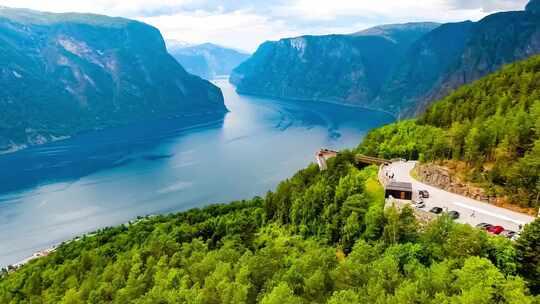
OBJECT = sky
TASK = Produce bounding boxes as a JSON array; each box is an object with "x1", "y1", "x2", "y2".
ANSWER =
[{"x1": 0, "y1": 0, "x2": 529, "y2": 52}]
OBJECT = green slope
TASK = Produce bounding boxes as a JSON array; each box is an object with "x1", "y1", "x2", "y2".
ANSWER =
[{"x1": 359, "y1": 54, "x2": 540, "y2": 208}]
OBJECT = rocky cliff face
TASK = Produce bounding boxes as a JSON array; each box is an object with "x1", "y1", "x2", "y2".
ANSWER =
[
  {"x1": 230, "y1": 23, "x2": 439, "y2": 107},
  {"x1": 416, "y1": 4, "x2": 540, "y2": 114},
  {"x1": 168, "y1": 41, "x2": 250, "y2": 79},
  {"x1": 353, "y1": 22, "x2": 441, "y2": 53},
  {"x1": 375, "y1": 21, "x2": 475, "y2": 114},
  {"x1": 232, "y1": 1, "x2": 540, "y2": 116},
  {"x1": 414, "y1": 163, "x2": 491, "y2": 203},
  {"x1": 0, "y1": 8, "x2": 226, "y2": 152}
]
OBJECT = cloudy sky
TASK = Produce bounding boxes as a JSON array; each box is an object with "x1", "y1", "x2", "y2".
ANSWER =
[{"x1": 0, "y1": 0, "x2": 529, "y2": 52}]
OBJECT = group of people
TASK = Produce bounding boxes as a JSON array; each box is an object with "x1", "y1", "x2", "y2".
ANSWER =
[{"x1": 384, "y1": 170, "x2": 395, "y2": 180}]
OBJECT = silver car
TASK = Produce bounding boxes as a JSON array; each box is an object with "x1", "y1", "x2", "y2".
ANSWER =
[
  {"x1": 415, "y1": 201, "x2": 426, "y2": 209},
  {"x1": 500, "y1": 230, "x2": 516, "y2": 238}
]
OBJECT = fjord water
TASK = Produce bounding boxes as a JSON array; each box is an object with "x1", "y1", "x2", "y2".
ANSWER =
[{"x1": 0, "y1": 79, "x2": 393, "y2": 267}]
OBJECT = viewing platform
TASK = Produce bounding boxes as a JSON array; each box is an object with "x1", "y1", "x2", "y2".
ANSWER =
[{"x1": 316, "y1": 148, "x2": 338, "y2": 170}]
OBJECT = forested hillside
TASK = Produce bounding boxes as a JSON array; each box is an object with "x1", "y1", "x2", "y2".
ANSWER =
[
  {"x1": 359, "y1": 54, "x2": 540, "y2": 208},
  {"x1": 1, "y1": 153, "x2": 539, "y2": 303}
]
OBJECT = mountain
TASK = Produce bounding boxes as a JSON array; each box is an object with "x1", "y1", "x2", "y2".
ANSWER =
[
  {"x1": 528, "y1": 0, "x2": 540, "y2": 13},
  {"x1": 411, "y1": 1, "x2": 540, "y2": 114},
  {"x1": 230, "y1": 23, "x2": 439, "y2": 107},
  {"x1": 375, "y1": 21, "x2": 476, "y2": 114},
  {"x1": 233, "y1": 1, "x2": 540, "y2": 116},
  {"x1": 353, "y1": 22, "x2": 441, "y2": 53},
  {"x1": 380, "y1": 2, "x2": 540, "y2": 115},
  {"x1": 167, "y1": 41, "x2": 250, "y2": 79},
  {"x1": 0, "y1": 8, "x2": 226, "y2": 153}
]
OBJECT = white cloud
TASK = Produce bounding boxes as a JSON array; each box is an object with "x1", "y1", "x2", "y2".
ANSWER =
[
  {"x1": 139, "y1": 10, "x2": 300, "y2": 51},
  {"x1": 0, "y1": 0, "x2": 530, "y2": 52},
  {"x1": 447, "y1": 0, "x2": 528, "y2": 12}
]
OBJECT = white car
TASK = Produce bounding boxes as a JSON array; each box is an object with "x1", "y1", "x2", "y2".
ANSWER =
[
  {"x1": 412, "y1": 199, "x2": 425, "y2": 209},
  {"x1": 511, "y1": 232, "x2": 521, "y2": 241}
]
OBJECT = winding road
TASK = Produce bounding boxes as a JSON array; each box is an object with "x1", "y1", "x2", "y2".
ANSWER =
[{"x1": 383, "y1": 161, "x2": 536, "y2": 232}]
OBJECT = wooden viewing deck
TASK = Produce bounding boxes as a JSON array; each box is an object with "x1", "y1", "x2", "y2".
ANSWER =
[
  {"x1": 316, "y1": 149, "x2": 339, "y2": 170},
  {"x1": 355, "y1": 154, "x2": 391, "y2": 166}
]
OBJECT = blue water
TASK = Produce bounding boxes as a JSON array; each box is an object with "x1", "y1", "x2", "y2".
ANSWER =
[{"x1": 0, "y1": 79, "x2": 394, "y2": 267}]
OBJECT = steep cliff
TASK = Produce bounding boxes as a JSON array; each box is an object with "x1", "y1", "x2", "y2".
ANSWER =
[
  {"x1": 0, "y1": 7, "x2": 226, "y2": 152},
  {"x1": 230, "y1": 23, "x2": 439, "y2": 107},
  {"x1": 417, "y1": 4, "x2": 540, "y2": 114},
  {"x1": 232, "y1": 1, "x2": 540, "y2": 116},
  {"x1": 374, "y1": 21, "x2": 475, "y2": 114}
]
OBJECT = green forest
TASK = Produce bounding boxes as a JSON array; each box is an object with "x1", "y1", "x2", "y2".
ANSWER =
[
  {"x1": 1, "y1": 154, "x2": 540, "y2": 303},
  {"x1": 359, "y1": 54, "x2": 540, "y2": 208}
]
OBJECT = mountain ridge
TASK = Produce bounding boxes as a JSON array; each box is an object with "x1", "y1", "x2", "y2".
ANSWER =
[
  {"x1": 231, "y1": 22, "x2": 439, "y2": 109},
  {"x1": 232, "y1": 1, "x2": 540, "y2": 116},
  {"x1": 0, "y1": 7, "x2": 226, "y2": 153},
  {"x1": 168, "y1": 41, "x2": 250, "y2": 79},
  {"x1": 415, "y1": 7, "x2": 540, "y2": 114}
]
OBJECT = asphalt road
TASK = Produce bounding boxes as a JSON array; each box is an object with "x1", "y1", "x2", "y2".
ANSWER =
[{"x1": 382, "y1": 161, "x2": 536, "y2": 233}]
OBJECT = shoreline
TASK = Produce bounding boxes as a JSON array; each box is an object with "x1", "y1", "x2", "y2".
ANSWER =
[
  {"x1": 6, "y1": 216, "x2": 156, "y2": 271},
  {"x1": 8, "y1": 246, "x2": 57, "y2": 271},
  {"x1": 0, "y1": 110, "x2": 228, "y2": 157},
  {"x1": 231, "y1": 87, "x2": 398, "y2": 120}
]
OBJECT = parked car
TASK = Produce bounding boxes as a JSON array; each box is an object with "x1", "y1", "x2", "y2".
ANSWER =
[
  {"x1": 476, "y1": 223, "x2": 493, "y2": 230},
  {"x1": 414, "y1": 201, "x2": 426, "y2": 209},
  {"x1": 500, "y1": 230, "x2": 517, "y2": 239},
  {"x1": 487, "y1": 225, "x2": 505, "y2": 235},
  {"x1": 419, "y1": 190, "x2": 430, "y2": 198},
  {"x1": 429, "y1": 207, "x2": 443, "y2": 214},
  {"x1": 448, "y1": 211, "x2": 460, "y2": 220}
]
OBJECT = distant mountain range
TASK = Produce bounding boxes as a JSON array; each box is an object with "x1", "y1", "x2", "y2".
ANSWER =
[
  {"x1": 232, "y1": 0, "x2": 540, "y2": 116},
  {"x1": 167, "y1": 41, "x2": 250, "y2": 80},
  {"x1": 0, "y1": 7, "x2": 226, "y2": 153}
]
